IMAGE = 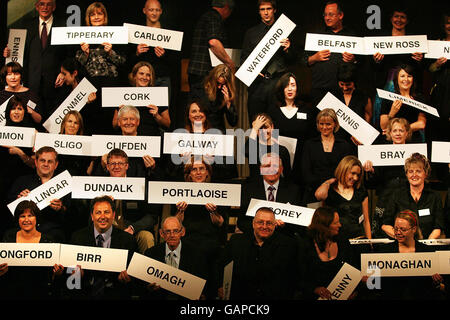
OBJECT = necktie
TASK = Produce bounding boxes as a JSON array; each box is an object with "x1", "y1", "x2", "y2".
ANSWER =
[
  {"x1": 167, "y1": 252, "x2": 177, "y2": 268},
  {"x1": 268, "y1": 185, "x2": 275, "y2": 201},
  {"x1": 41, "y1": 22, "x2": 48, "y2": 49},
  {"x1": 96, "y1": 234, "x2": 104, "y2": 247}
]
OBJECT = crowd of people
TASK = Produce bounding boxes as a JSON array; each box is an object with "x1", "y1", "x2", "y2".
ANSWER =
[{"x1": 0, "y1": 0, "x2": 449, "y2": 301}]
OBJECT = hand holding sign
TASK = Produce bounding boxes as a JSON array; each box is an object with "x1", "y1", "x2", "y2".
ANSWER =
[
  {"x1": 81, "y1": 42, "x2": 89, "y2": 56},
  {"x1": 342, "y1": 52, "x2": 355, "y2": 63}
]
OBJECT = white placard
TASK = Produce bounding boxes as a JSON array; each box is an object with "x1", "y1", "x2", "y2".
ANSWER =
[
  {"x1": 361, "y1": 252, "x2": 439, "y2": 277},
  {"x1": 364, "y1": 35, "x2": 428, "y2": 55},
  {"x1": 377, "y1": 88, "x2": 439, "y2": 117},
  {"x1": 358, "y1": 143, "x2": 427, "y2": 166},
  {"x1": 147, "y1": 181, "x2": 241, "y2": 206},
  {"x1": 209, "y1": 48, "x2": 242, "y2": 67},
  {"x1": 34, "y1": 133, "x2": 94, "y2": 156},
  {"x1": 305, "y1": 33, "x2": 365, "y2": 55},
  {"x1": 278, "y1": 135, "x2": 297, "y2": 169},
  {"x1": 424, "y1": 40, "x2": 450, "y2": 59},
  {"x1": 124, "y1": 23, "x2": 184, "y2": 51},
  {"x1": 59, "y1": 244, "x2": 128, "y2": 272},
  {"x1": 163, "y1": 132, "x2": 234, "y2": 157},
  {"x1": 7, "y1": 170, "x2": 72, "y2": 215},
  {"x1": 6, "y1": 29, "x2": 27, "y2": 66},
  {"x1": 91, "y1": 135, "x2": 161, "y2": 158},
  {"x1": 101, "y1": 87, "x2": 169, "y2": 107},
  {"x1": 420, "y1": 239, "x2": 450, "y2": 246},
  {"x1": 51, "y1": 26, "x2": 129, "y2": 45},
  {"x1": 222, "y1": 261, "x2": 233, "y2": 301},
  {"x1": 235, "y1": 14, "x2": 296, "y2": 87},
  {"x1": 0, "y1": 96, "x2": 13, "y2": 126},
  {"x1": 43, "y1": 78, "x2": 97, "y2": 133},
  {"x1": 316, "y1": 92, "x2": 379, "y2": 145},
  {"x1": 431, "y1": 141, "x2": 450, "y2": 163},
  {"x1": 246, "y1": 198, "x2": 315, "y2": 227},
  {"x1": 126, "y1": 252, "x2": 206, "y2": 300},
  {"x1": 318, "y1": 263, "x2": 361, "y2": 300},
  {"x1": 349, "y1": 239, "x2": 394, "y2": 245},
  {"x1": 0, "y1": 126, "x2": 36, "y2": 148},
  {"x1": 71, "y1": 176, "x2": 145, "y2": 200},
  {"x1": 437, "y1": 251, "x2": 450, "y2": 274},
  {"x1": 0, "y1": 243, "x2": 60, "y2": 267}
]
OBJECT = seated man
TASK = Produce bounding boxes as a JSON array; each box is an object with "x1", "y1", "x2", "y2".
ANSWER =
[
  {"x1": 7, "y1": 146, "x2": 69, "y2": 242},
  {"x1": 104, "y1": 148, "x2": 160, "y2": 253},
  {"x1": 69, "y1": 195, "x2": 137, "y2": 299},
  {"x1": 217, "y1": 207, "x2": 301, "y2": 300},
  {"x1": 142, "y1": 216, "x2": 208, "y2": 300}
]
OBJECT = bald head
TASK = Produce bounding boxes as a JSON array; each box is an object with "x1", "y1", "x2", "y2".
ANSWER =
[{"x1": 160, "y1": 217, "x2": 185, "y2": 250}]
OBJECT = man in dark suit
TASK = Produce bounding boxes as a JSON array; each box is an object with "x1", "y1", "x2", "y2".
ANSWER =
[
  {"x1": 143, "y1": 216, "x2": 208, "y2": 300},
  {"x1": 238, "y1": 153, "x2": 303, "y2": 237},
  {"x1": 3, "y1": 0, "x2": 68, "y2": 118},
  {"x1": 69, "y1": 195, "x2": 137, "y2": 299}
]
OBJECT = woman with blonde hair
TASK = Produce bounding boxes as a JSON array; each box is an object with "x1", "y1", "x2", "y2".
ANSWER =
[{"x1": 315, "y1": 155, "x2": 371, "y2": 240}]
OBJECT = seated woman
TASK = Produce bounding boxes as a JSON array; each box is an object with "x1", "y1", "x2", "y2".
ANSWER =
[
  {"x1": 301, "y1": 108, "x2": 353, "y2": 204},
  {"x1": 298, "y1": 206, "x2": 361, "y2": 300},
  {"x1": 315, "y1": 155, "x2": 371, "y2": 240},
  {"x1": 363, "y1": 117, "x2": 412, "y2": 237},
  {"x1": 0, "y1": 62, "x2": 42, "y2": 127},
  {"x1": 112, "y1": 61, "x2": 170, "y2": 136},
  {"x1": 373, "y1": 210, "x2": 444, "y2": 300},
  {"x1": 0, "y1": 200, "x2": 62, "y2": 299},
  {"x1": 381, "y1": 153, "x2": 445, "y2": 239},
  {"x1": 245, "y1": 112, "x2": 292, "y2": 181}
]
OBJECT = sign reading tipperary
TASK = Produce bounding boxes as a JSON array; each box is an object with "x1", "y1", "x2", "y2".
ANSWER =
[
  {"x1": 34, "y1": 133, "x2": 93, "y2": 156},
  {"x1": 318, "y1": 263, "x2": 361, "y2": 300},
  {"x1": 6, "y1": 29, "x2": 27, "y2": 66},
  {"x1": 0, "y1": 243, "x2": 60, "y2": 267},
  {"x1": 51, "y1": 26, "x2": 128, "y2": 45},
  {"x1": 305, "y1": 33, "x2": 366, "y2": 54},
  {"x1": 377, "y1": 88, "x2": 440, "y2": 117},
  {"x1": 101, "y1": 87, "x2": 169, "y2": 107},
  {"x1": 163, "y1": 132, "x2": 234, "y2": 157},
  {"x1": 358, "y1": 143, "x2": 427, "y2": 166},
  {"x1": 364, "y1": 35, "x2": 428, "y2": 55},
  {"x1": 235, "y1": 14, "x2": 296, "y2": 87},
  {"x1": 43, "y1": 78, "x2": 97, "y2": 133},
  {"x1": 316, "y1": 92, "x2": 379, "y2": 145},
  {"x1": 71, "y1": 176, "x2": 146, "y2": 200},
  {"x1": 246, "y1": 198, "x2": 315, "y2": 227},
  {"x1": 127, "y1": 252, "x2": 206, "y2": 300},
  {"x1": 7, "y1": 170, "x2": 72, "y2": 215},
  {"x1": 147, "y1": 181, "x2": 241, "y2": 206},
  {"x1": 91, "y1": 135, "x2": 161, "y2": 158},
  {"x1": 124, "y1": 23, "x2": 184, "y2": 51},
  {"x1": 59, "y1": 244, "x2": 128, "y2": 272},
  {"x1": 431, "y1": 141, "x2": 450, "y2": 163},
  {"x1": 0, "y1": 126, "x2": 36, "y2": 148},
  {"x1": 361, "y1": 252, "x2": 439, "y2": 277},
  {"x1": 424, "y1": 40, "x2": 450, "y2": 59}
]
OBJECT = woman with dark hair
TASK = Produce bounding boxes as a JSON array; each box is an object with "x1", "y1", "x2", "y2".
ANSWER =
[
  {"x1": 0, "y1": 200, "x2": 62, "y2": 299},
  {"x1": 0, "y1": 62, "x2": 43, "y2": 126},
  {"x1": 315, "y1": 155, "x2": 371, "y2": 240},
  {"x1": 373, "y1": 210, "x2": 444, "y2": 300},
  {"x1": 379, "y1": 64, "x2": 426, "y2": 142},
  {"x1": 298, "y1": 206, "x2": 360, "y2": 300},
  {"x1": 381, "y1": 153, "x2": 445, "y2": 239}
]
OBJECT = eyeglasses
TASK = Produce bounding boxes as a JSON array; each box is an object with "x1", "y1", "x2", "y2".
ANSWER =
[
  {"x1": 254, "y1": 220, "x2": 276, "y2": 227},
  {"x1": 394, "y1": 226, "x2": 413, "y2": 233},
  {"x1": 162, "y1": 229, "x2": 182, "y2": 235},
  {"x1": 107, "y1": 162, "x2": 127, "y2": 167}
]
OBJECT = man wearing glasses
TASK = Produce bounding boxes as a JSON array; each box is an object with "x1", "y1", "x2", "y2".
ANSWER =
[
  {"x1": 142, "y1": 216, "x2": 208, "y2": 299},
  {"x1": 217, "y1": 207, "x2": 301, "y2": 300}
]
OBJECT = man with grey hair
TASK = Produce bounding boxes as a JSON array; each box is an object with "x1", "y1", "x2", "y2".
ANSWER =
[{"x1": 187, "y1": 0, "x2": 235, "y2": 98}]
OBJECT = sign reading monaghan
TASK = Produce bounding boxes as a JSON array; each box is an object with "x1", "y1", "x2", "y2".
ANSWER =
[
  {"x1": 51, "y1": 26, "x2": 128, "y2": 45},
  {"x1": 124, "y1": 23, "x2": 183, "y2": 51},
  {"x1": 147, "y1": 181, "x2": 241, "y2": 206},
  {"x1": 235, "y1": 14, "x2": 296, "y2": 87},
  {"x1": 316, "y1": 92, "x2": 379, "y2": 145},
  {"x1": 377, "y1": 88, "x2": 439, "y2": 117},
  {"x1": 101, "y1": 87, "x2": 169, "y2": 107}
]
